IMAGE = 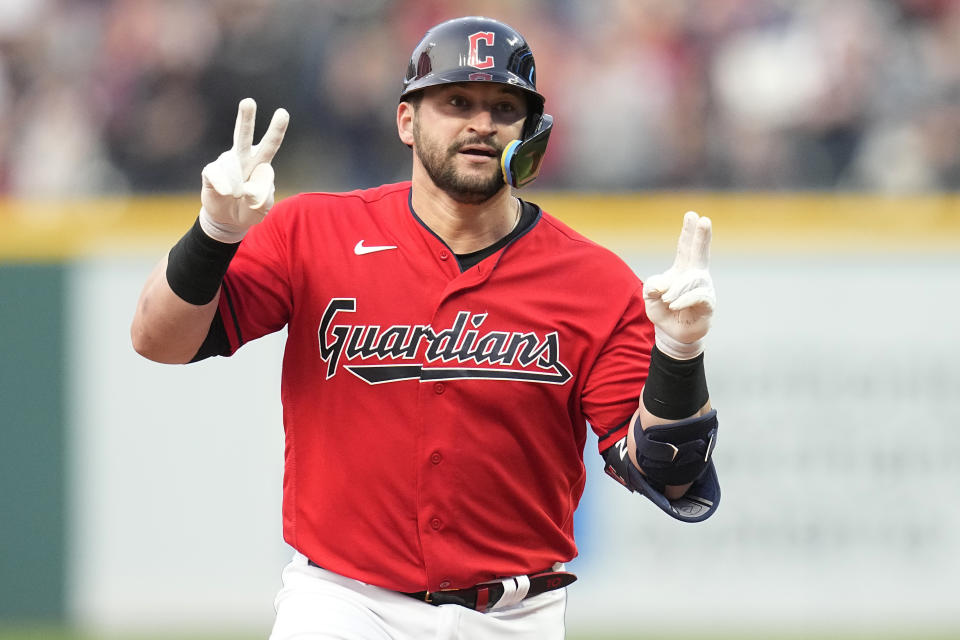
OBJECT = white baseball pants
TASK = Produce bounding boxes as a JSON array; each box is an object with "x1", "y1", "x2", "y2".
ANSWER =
[{"x1": 269, "y1": 552, "x2": 568, "y2": 640}]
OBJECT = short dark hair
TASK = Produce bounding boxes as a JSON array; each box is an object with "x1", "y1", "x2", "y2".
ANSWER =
[{"x1": 402, "y1": 91, "x2": 423, "y2": 109}]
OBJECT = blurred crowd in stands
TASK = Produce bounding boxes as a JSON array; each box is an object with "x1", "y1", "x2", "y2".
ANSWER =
[{"x1": 0, "y1": 0, "x2": 958, "y2": 197}]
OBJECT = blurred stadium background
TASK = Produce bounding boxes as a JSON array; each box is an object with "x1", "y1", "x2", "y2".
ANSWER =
[{"x1": 1, "y1": 0, "x2": 958, "y2": 639}]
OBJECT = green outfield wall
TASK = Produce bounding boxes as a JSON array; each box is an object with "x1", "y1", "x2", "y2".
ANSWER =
[{"x1": 0, "y1": 264, "x2": 66, "y2": 620}]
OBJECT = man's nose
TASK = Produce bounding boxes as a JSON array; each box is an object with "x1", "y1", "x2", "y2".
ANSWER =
[{"x1": 466, "y1": 108, "x2": 497, "y2": 135}]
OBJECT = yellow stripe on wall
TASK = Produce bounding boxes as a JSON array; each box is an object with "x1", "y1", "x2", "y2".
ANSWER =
[
  {"x1": 533, "y1": 192, "x2": 960, "y2": 254},
  {"x1": 1, "y1": 192, "x2": 958, "y2": 260},
  {"x1": 0, "y1": 195, "x2": 200, "y2": 261}
]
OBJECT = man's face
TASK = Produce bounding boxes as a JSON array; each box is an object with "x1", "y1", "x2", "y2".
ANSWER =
[{"x1": 411, "y1": 83, "x2": 528, "y2": 204}]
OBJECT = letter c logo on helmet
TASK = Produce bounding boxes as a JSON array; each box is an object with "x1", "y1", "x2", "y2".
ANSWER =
[
  {"x1": 467, "y1": 32, "x2": 495, "y2": 69},
  {"x1": 400, "y1": 16, "x2": 554, "y2": 188}
]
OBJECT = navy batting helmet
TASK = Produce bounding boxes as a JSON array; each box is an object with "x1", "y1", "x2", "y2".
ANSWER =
[{"x1": 401, "y1": 16, "x2": 553, "y2": 188}]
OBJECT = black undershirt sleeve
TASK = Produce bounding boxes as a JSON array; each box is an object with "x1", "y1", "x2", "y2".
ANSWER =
[{"x1": 190, "y1": 311, "x2": 231, "y2": 362}]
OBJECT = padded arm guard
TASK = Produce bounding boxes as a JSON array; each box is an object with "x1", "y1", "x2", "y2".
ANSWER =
[
  {"x1": 634, "y1": 409, "x2": 718, "y2": 487},
  {"x1": 602, "y1": 410, "x2": 720, "y2": 523}
]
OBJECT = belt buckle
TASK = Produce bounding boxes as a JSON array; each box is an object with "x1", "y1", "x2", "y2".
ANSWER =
[{"x1": 424, "y1": 586, "x2": 467, "y2": 607}]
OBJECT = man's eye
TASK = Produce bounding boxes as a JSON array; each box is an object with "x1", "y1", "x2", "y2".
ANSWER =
[{"x1": 449, "y1": 96, "x2": 468, "y2": 107}]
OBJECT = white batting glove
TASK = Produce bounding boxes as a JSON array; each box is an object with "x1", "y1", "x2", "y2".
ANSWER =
[
  {"x1": 644, "y1": 211, "x2": 716, "y2": 360},
  {"x1": 199, "y1": 98, "x2": 290, "y2": 243}
]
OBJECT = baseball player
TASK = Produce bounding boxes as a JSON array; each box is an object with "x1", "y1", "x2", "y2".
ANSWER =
[{"x1": 131, "y1": 16, "x2": 719, "y2": 640}]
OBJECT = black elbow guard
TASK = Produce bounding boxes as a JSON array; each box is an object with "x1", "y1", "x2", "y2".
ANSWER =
[{"x1": 634, "y1": 409, "x2": 718, "y2": 487}]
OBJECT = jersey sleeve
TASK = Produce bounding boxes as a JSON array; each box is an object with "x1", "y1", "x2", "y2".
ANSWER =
[
  {"x1": 580, "y1": 284, "x2": 655, "y2": 454},
  {"x1": 216, "y1": 198, "x2": 295, "y2": 354}
]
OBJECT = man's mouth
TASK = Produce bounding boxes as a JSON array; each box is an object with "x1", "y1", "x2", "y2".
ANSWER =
[{"x1": 458, "y1": 145, "x2": 499, "y2": 158}]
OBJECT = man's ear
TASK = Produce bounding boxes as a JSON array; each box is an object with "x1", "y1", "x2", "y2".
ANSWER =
[{"x1": 397, "y1": 102, "x2": 415, "y2": 148}]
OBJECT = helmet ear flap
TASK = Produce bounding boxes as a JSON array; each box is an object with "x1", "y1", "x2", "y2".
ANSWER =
[{"x1": 501, "y1": 113, "x2": 553, "y2": 188}]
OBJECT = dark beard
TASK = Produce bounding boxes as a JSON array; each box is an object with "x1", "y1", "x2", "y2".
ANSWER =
[{"x1": 413, "y1": 119, "x2": 505, "y2": 205}]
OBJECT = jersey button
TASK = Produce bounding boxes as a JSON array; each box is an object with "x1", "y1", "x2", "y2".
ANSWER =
[
  {"x1": 430, "y1": 518, "x2": 442, "y2": 530},
  {"x1": 439, "y1": 580, "x2": 451, "y2": 589},
  {"x1": 439, "y1": 250, "x2": 450, "y2": 261},
  {"x1": 430, "y1": 451, "x2": 443, "y2": 465},
  {"x1": 433, "y1": 382, "x2": 445, "y2": 395}
]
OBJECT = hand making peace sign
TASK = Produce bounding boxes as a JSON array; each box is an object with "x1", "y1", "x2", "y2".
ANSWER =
[{"x1": 199, "y1": 98, "x2": 290, "y2": 243}]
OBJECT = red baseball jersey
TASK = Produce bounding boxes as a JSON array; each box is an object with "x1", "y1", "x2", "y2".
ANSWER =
[{"x1": 217, "y1": 181, "x2": 654, "y2": 593}]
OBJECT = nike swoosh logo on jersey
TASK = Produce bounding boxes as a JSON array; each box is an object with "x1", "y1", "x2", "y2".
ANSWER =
[{"x1": 354, "y1": 240, "x2": 398, "y2": 255}]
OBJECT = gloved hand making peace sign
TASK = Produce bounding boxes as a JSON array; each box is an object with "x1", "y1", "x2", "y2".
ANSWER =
[
  {"x1": 643, "y1": 211, "x2": 716, "y2": 360},
  {"x1": 199, "y1": 98, "x2": 290, "y2": 243}
]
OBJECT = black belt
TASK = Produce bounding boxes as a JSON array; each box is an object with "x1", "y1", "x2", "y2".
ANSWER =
[
  {"x1": 307, "y1": 560, "x2": 576, "y2": 613},
  {"x1": 405, "y1": 569, "x2": 577, "y2": 612}
]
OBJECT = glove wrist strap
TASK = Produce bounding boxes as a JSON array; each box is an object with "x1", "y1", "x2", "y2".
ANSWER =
[
  {"x1": 199, "y1": 207, "x2": 249, "y2": 244},
  {"x1": 654, "y1": 330, "x2": 703, "y2": 360}
]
